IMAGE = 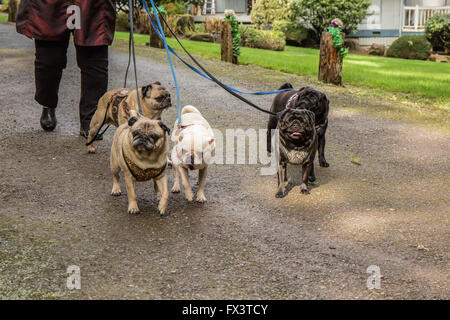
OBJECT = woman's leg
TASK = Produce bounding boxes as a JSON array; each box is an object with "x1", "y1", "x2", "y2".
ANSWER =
[
  {"x1": 34, "y1": 35, "x2": 70, "y2": 131},
  {"x1": 75, "y1": 45, "x2": 108, "y2": 136}
]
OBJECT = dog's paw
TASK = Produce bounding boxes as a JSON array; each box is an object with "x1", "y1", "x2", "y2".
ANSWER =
[
  {"x1": 158, "y1": 205, "x2": 167, "y2": 216},
  {"x1": 111, "y1": 189, "x2": 122, "y2": 196},
  {"x1": 275, "y1": 190, "x2": 286, "y2": 198},
  {"x1": 319, "y1": 160, "x2": 329, "y2": 167},
  {"x1": 128, "y1": 206, "x2": 141, "y2": 215},
  {"x1": 185, "y1": 190, "x2": 194, "y2": 202},
  {"x1": 300, "y1": 187, "x2": 310, "y2": 195},
  {"x1": 171, "y1": 185, "x2": 180, "y2": 193},
  {"x1": 308, "y1": 175, "x2": 316, "y2": 182},
  {"x1": 196, "y1": 193, "x2": 207, "y2": 203},
  {"x1": 87, "y1": 145, "x2": 96, "y2": 154}
]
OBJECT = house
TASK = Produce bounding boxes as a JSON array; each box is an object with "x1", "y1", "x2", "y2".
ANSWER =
[
  {"x1": 351, "y1": 0, "x2": 450, "y2": 45},
  {"x1": 195, "y1": 0, "x2": 449, "y2": 46}
]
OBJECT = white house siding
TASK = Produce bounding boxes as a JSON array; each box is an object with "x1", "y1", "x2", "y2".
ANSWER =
[
  {"x1": 358, "y1": 36, "x2": 399, "y2": 46},
  {"x1": 352, "y1": 0, "x2": 402, "y2": 46}
]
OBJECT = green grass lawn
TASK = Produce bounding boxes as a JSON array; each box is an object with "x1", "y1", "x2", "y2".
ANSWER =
[
  {"x1": 115, "y1": 31, "x2": 450, "y2": 104},
  {"x1": 0, "y1": 13, "x2": 8, "y2": 23}
]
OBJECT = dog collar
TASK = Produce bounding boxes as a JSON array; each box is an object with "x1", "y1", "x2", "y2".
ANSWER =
[
  {"x1": 285, "y1": 93, "x2": 298, "y2": 109},
  {"x1": 122, "y1": 145, "x2": 167, "y2": 182}
]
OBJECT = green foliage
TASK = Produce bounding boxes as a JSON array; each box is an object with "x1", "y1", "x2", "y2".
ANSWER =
[
  {"x1": 150, "y1": 5, "x2": 168, "y2": 15},
  {"x1": 386, "y1": 35, "x2": 431, "y2": 60},
  {"x1": 290, "y1": 0, "x2": 370, "y2": 39},
  {"x1": 188, "y1": 0, "x2": 204, "y2": 5},
  {"x1": 272, "y1": 20, "x2": 308, "y2": 44},
  {"x1": 425, "y1": 14, "x2": 450, "y2": 51},
  {"x1": 164, "y1": 1, "x2": 187, "y2": 15},
  {"x1": 224, "y1": 13, "x2": 241, "y2": 57},
  {"x1": 328, "y1": 25, "x2": 348, "y2": 57},
  {"x1": 250, "y1": 0, "x2": 295, "y2": 29},
  {"x1": 239, "y1": 26, "x2": 286, "y2": 51}
]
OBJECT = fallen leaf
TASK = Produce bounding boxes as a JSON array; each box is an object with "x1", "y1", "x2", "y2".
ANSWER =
[{"x1": 350, "y1": 155, "x2": 361, "y2": 165}]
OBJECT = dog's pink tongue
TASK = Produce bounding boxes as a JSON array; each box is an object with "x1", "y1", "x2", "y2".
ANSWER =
[{"x1": 291, "y1": 132, "x2": 302, "y2": 136}]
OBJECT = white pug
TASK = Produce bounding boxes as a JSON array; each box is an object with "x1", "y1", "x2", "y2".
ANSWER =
[{"x1": 171, "y1": 106, "x2": 215, "y2": 203}]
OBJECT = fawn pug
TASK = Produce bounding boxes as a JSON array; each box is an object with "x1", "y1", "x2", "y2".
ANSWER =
[
  {"x1": 110, "y1": 111, "x2": 171, "y2": 215},
  {"x1": 87, "y1": 81, "x2": 171, "y2": 153}
]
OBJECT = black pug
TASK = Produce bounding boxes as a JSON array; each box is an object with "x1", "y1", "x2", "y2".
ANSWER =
[{"x1": 268, "y1": 83, "x2": 330, "y2": 181}]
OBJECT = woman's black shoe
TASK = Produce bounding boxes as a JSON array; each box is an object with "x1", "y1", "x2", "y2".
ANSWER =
[{"x1": 40, "y1": 107, "x2": 57, "y2": 131}]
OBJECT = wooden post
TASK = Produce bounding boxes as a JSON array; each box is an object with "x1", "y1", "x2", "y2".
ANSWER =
[
  {"x1": 221, "y1": 21, "x2": 233, "y2": 63},
  {"x1": 149, "y1": 13, "x2": 164, "y2": 49},
  {"x1": 221, "y1": 21, "x2": 238, "y2": 64},
  {"x1": 318, "y1": 31, "x2": 344, "y2": 85},
  {"x1": 8, "y1": 0, "x2": 18, "y2": 23}
]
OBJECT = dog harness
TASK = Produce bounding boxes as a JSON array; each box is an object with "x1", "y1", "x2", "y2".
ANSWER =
[
  {"x1": 285, "y1": 93, "x2": 299, "y2": 109},
  {"x1": 122, "y1": 145, "x2": 167, "y2": 182},
  {"x1": 109, "y1": 90, "x2": 130, "y2": 125}
]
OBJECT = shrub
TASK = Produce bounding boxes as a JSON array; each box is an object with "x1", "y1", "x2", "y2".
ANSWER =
[
  {"x1": 290, "y1": 0, "x2": 371, "y2": 41},
  {"x1": 167, "y1": 14, "x2": 195, "y2": 36},
  {"x1": 386, "y1": 36, "x2": 431, "y2": 60},
  {"x1": 425, "y1": 14, "x2": 450, "y2": 52},
  {"x1": 239, "y1": 26, "x2": 286, "y2": 51},
  {"x1": 116, "y1": 11, "x2": 130, "y2": 32},
  {"x1": 250, "y1": 0, "x2": 295, "y2": 29},
  {"x1": 164, "y1": 1, "x2": 187, "y2": 15},
  {"x1": 272, "y1": 19, "x2": 308, "y2": 45}
]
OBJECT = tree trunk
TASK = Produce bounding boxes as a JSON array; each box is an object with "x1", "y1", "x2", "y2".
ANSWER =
[
  {"x1": 221, "y1": 21, "x2": 237, "y2": 64},
  {"x1": 318, "y1": 31, "x2": 344, "y2": 85},
  {"x1": 149, "y1": 13, "x2": 164, "y2": 49},
  {"x1": 8, "y1": 0, "x2": 18, "y2": 23}
]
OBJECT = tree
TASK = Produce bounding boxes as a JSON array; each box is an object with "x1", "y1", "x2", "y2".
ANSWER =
[
  {"x1": 290, "y1": 0, "x2": 370, "y2": 41},
  {"x1": 250, "y1": 0, "x2": 295, "y2": 29},
  {"x1": 8, "y1": 0, "x2": 18, "y2": 23}
]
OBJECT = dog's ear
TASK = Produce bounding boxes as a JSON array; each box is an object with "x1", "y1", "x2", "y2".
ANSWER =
[
  {"x1": 158, "y1": 121, "x2": 170, "y2": 136},
  {"x1": 278, "y1": 83, "x2": 294, "y2": 90},
  {"x1": 142, "y1": 84, "x2": 152, "y2": 98},
  {"x1": 128, "y1": 116, "x2": 138, "y2": 127},
  {"x1": 153, "y1": 81, "x2": 161, "y2": 86}
]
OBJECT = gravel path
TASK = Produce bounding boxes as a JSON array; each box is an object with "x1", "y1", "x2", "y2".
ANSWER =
[{"x1": 0, "y1": 23, "x2": 448, "y2": 299}]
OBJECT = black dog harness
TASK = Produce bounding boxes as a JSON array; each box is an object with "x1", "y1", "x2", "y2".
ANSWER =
[
  {"x1": 122, "y1": 145, "x2": 167, "y2": 182},
  {"x1": 109, "y1": 90, "x2": 130, "y2": 125}
]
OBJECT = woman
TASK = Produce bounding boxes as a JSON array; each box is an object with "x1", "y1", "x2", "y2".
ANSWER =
[{"x1": 16, "y1": 0, "x2": 116, "y2": 137}]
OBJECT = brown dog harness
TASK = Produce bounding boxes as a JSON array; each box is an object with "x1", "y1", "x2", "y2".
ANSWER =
[
  {"x1": 109, "y1": 90, "x2": 130, "y2": 125},
  {"x1": 121, "y1": 145, "x2": 167, "y2": 182}
]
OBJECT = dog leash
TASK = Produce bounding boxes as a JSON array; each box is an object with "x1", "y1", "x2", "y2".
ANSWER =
[
  {"x1": 143, "y1": 1, "x2": 295, "y2": 97},
  {"x1": 142, "y1": 0, "x2": 288, "y2": 117}
]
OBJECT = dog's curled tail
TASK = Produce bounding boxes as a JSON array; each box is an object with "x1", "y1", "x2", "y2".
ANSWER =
[
  {"x1": 181, "y1": 105, "x2": 201, "y2": 115},
  {"x1": 278, "y1": 83, "x2": 294, "y2": 90}
]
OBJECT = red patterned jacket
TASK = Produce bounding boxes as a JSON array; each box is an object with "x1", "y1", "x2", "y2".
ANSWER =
[{"x1": 16, "y1": 0, "x2": 117, "y2": 46}]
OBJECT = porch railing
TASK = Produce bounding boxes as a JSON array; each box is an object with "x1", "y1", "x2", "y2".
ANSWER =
[{"x1": 403, "y1": 6, "x2": 450, "y2": 31}]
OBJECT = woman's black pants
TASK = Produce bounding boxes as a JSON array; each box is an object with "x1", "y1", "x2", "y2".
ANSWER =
[{"x1": 34, "y1": 35, "x2": 108, "y2": 130}]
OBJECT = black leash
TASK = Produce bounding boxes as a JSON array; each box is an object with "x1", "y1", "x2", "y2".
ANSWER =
[{"x1": 155, "y1": 7, "x2": 277, "y2": 117}]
